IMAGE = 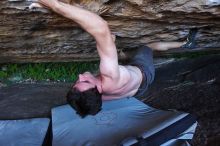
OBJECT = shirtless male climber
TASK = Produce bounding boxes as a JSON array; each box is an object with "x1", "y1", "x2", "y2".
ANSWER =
[{"x1": 29, "y1": 0, "x2": 197, "y2": 116}]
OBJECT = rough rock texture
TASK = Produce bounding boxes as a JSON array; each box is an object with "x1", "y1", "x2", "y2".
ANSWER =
[
  {"x1": 0, "y1": 0, "x2": 220, "y2": 63},
  {"x1": 0, "y1": 83, "x2": 70, "y2": 120},
  {"x1": 143, "y1": 54, "x2": 220, "y2": 146}
]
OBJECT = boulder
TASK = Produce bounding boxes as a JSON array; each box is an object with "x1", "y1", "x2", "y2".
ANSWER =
[
  {"x1": 0, "y1": 0, "x2": 220, "y2": 62},
  {"x1": 144, "y1": 54, "x2": 220, "y2": 146}
]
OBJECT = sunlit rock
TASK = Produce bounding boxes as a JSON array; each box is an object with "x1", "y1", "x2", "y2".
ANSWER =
[{"x1": 0, "y1": 0, "x2": 219, "y2": 62}]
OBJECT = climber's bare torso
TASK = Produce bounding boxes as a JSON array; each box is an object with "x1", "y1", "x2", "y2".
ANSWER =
[{"x1": 99, "y1": 65, "x2": 142, "y2": 100}]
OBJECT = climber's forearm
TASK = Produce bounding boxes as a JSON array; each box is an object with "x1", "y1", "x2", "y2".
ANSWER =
[{"x1": 52, "y1": 1, "x2": 108, "y2": 38}]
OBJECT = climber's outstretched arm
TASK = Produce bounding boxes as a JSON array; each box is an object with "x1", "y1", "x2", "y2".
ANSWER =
[{"x1": 30, "y1": 0, "x2": 120, "y2": 86}]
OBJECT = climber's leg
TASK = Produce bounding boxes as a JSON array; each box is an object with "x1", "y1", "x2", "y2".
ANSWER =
[
  {"x1": 148, "y1": 28, "x2": 198, "y2": 51},
  {"x1": 148, "y1": 41, "x2": 185, "y2": 51}
]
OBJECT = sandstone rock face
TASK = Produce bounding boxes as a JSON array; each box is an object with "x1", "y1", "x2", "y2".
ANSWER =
[{"x1": 0, "y1": 0, "x2": 220, "y2": 63}]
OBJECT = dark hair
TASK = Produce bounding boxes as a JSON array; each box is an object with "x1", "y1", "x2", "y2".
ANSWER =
[{"x1": 66, "y1": 87, "x2": 102, "y2": 117}]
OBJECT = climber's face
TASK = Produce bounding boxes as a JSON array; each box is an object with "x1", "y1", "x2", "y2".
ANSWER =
[{"x1": 73, "y1": 72, "x2": 97, "y2": 92}]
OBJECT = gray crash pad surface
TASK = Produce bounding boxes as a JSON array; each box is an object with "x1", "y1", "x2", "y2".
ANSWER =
[
  {"x1": 0, "y1": 118, "x2": 50, "y2": 146},
  {"x1": 52, "y1": 97, "x2": 196, "y2": 146}
]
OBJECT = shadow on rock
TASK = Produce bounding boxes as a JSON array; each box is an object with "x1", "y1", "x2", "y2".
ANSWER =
[{"x1": 142, "y1": 54, "x2": 220, "y2": 146}]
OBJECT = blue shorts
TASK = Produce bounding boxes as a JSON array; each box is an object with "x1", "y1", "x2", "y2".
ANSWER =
[{"x1": 129, "y1": 46, "x2": 155, "y2": 98}]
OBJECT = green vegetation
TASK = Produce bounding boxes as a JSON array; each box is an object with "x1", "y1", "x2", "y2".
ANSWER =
[
  {"x1": 0, "y1": 62, "x2": 99, "y2": 83},
  {"x1": 1, "y1": 51, "x2": 218, "y2": 84}
]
